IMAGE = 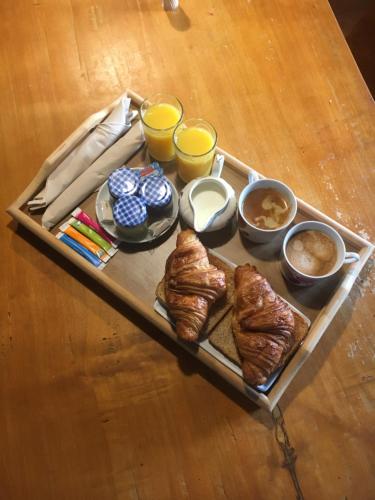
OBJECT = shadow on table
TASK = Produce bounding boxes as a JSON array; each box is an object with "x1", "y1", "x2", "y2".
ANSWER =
[
  {"x1": 9, "y1": 221, "x2": 274, "y2": 430},
  {"x1": 278, "y1": 256, "x2": 373, "y2": 409},
  {"x1": 165, "y1": 7, "x2": 191, "y2": 32},
  {"x1": 279, "y1": 289, "x2": 365, "y2": 411}
]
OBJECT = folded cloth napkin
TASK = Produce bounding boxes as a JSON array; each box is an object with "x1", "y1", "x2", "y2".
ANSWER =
[
  {"x1": 28, "y1": 95, "x2": 133, "y2": 210},
  {"x1": 41, "y1": 120, "x2": 144, "y2": 229}
]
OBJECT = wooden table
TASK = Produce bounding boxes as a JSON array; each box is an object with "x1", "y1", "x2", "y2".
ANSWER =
[{"x1": 1, "y1": 1, "x2": 374, "y2": 498}]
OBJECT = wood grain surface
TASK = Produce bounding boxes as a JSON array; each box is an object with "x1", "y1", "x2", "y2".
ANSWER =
[{"x1": 1, "y1": 1, "x2": 374, "y2": 499}]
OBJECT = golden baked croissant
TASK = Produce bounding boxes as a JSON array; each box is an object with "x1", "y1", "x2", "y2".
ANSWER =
[
  {"x1": 165, "y1": 230, "x2": 227, "y2": 342},
  {"x1": 232, "y1": 264, "x2": 295, "y2": 386}
]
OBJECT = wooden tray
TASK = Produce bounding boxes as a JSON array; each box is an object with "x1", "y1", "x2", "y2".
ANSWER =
[{"x1": 7, "y1": 89, "x2": 373, "y2": 411}]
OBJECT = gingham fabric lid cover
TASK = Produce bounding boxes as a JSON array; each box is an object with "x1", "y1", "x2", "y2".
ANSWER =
[
  {"x1": 113, "y1": 195, "x2": 147, "y2": 227},
  {"x1": 108, "y1": 167, "x2": 140, "y2": 198},
  {"x1": 140, "y1": 176, "x2": 172, "y2": 208}
]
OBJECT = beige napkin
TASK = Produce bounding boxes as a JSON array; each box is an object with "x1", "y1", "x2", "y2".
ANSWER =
[
  {"x1": 28, "y1": 95, "x2": 133, "y2": 210},
  {"x1": 41, "y1": 120, "x2": 144, "y2": 229}
]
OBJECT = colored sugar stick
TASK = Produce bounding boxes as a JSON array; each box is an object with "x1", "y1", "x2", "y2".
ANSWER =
[
  {"x1": 72, "y1": 207, "x2": 118, "y2": 247},
  {"x1": 56, "y1": 232, "x2": 105, "y2": 269},
  {"x1": 68, "y1": 217, "x2": 117, "y2": 256},
  {"x1": 59, "y1": 223, "x2": 110, "y2": 263}
]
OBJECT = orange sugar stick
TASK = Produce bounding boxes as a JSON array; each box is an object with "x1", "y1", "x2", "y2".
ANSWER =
[{"x1": 59, "y1": 222, "x2": 110, "y2": 263}]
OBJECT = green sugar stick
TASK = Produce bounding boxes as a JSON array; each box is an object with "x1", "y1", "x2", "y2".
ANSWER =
[{"x1": 69, "y1": 217, "x2": 116, "y2": 256}]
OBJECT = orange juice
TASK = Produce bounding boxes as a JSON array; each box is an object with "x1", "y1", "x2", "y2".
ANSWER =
[
  {"x1": 142, "y1": 103, "x2": 181, "y2": 161},
  {"x1": 174, "y1": 122, "x2": 216, "y2": 183}
]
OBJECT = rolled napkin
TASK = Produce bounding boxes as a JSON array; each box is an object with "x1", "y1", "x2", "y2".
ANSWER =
[
  {"x1": 42, "y1": 120, "x2": 145, "y2": 229},
  {"x1": 28, "y1": 95, "x2": 133, "y2": 210}
]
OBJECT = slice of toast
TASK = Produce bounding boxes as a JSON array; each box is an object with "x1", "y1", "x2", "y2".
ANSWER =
[
  {"x1": 209, "y1": 305, "x2": 310, "y2": 372},
  {"x1": 209, "y1": 310, "x2": 241, "y2": 365},
  {"x1": 156, "y1": 253, "x2": 235, "y2": 335}
]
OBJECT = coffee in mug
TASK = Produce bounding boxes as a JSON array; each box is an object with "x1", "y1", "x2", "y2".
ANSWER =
[
  {"x1": 286, "y1": 230, "x2": 337, "y2": 277},
  {"x1": 281, "y1": 221, "x2": 360, "y2": 286},
  {"x1": 242, "y1": 188, "x2": 291, "y2": 230},
  {"x1": 238, "y1": 173, "x2": 297, "y2": 243}
]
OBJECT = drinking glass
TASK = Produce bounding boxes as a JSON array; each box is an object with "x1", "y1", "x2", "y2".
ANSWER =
[
  {"x1": 140, "y1": 93, "x2": 183, "y2": 162},
  {"x1": 173, "y1": 118, "x2": 217, "y2": 183}
]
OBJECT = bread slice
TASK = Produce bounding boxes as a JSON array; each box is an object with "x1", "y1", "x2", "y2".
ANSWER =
[
  {"x1": 209, "y1": 304, "x2": 310, "y2": 374},
  {"x1": 156, "y1": 252, "x2": 235, "y2": 335},
  {"x1": 209, "y1": 310, "x2": 241, "y2": 365}
]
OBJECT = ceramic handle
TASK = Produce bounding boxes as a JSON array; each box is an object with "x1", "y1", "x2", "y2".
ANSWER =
[
  {"x1": 248, "y1": 170, "x2": 259, "y2": 184},
  {"x1": 211, "y1": 154, "x2": 225, "y2": 178},
  {"x1": 344, "y1": 252, "x2": 360, "y2": 264}
]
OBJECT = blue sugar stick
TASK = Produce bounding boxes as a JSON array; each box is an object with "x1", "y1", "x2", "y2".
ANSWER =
[{"x1": 56, "y1": 232, "x2": 105, "y2": 269}]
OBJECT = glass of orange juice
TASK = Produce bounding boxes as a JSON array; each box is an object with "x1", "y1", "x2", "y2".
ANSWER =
[
  {"x1": 173, "y1": 118, "x2": 217, "y2": 183},
  {"x1": 140, "y1": 93, "x2": 183, "y2": 162}
]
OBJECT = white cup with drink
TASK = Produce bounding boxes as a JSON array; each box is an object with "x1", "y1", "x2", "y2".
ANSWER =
[
  {"x1": 281, "y1": 220, "x2": 360, "y2": 286},
  {"x1": 238, "y1": 172, "x2": 297, "y2": 243}
]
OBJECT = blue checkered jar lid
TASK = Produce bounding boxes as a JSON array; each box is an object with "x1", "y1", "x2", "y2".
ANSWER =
[
  {"x1": 108, "y1": 167, "x2": 140, "y2": 199},
  {"x1": 140, "y1": 176, "x2": 172, "y2": 209},
  {"x1": 113, "y1": 196, "x2": 148, "y2": 228}
]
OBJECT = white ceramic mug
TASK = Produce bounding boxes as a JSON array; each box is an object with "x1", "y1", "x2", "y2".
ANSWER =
[
  {"x1": 238, "y1": 172, "x2": 297, "y2": 243},
  {"x1": 281, "y1": 220, "x2": 360, "y2": 286}
]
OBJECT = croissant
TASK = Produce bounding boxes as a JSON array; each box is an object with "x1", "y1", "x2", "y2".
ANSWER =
[
  {"x1": 232, "y1": 264, "x2": 295, "y2": 386},
  {"x1": 165, "y1": 229, "x2": 227, "y2": 342}
]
